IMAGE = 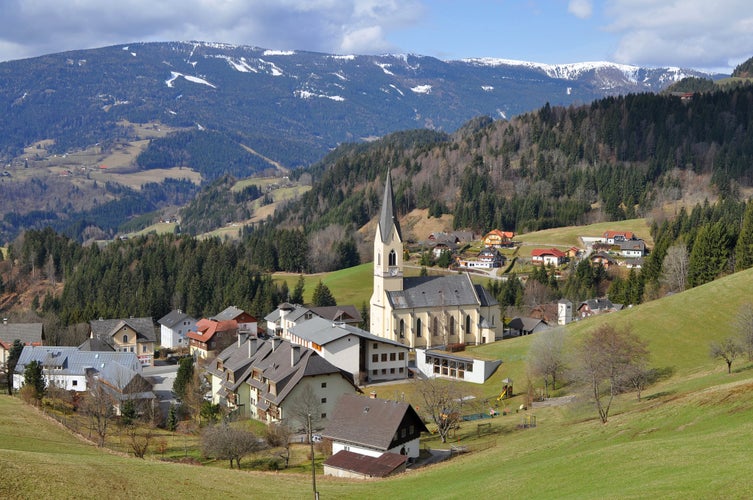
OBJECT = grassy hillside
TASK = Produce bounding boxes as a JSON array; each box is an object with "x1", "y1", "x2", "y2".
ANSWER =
[{"x1": 3, "y1": 268, "x2": 753, "y2": 498}]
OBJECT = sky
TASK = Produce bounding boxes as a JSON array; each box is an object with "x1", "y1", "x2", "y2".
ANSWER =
[{"x1": 1, "y1": 0, "x2": 752, "y2": 73}]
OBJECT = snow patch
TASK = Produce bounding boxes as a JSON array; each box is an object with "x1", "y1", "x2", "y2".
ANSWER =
[
  {"x1": 481, "y1": 85, "x2": 494, "y2": 92},
  {"x1": 259, "y1": 59, "x2": 283, "y2": 76},
  {"x1": 330, "y1": 54, "x2": 355, "y2": 60},
  {"x1": 165, "y1": 71, "x2": 217, "y2": 88},
  {"x1": 130, "y1": 52, "x2": 136, "y2": 57},
  {"x1": 122, "y1": 46, "x2": 129, "y2": 51},
  {"x1": 263, "y1": 50, "x2": 295, "y2": 56},
  {"x1": 294, "y1": 90, "x2": 345, "y2": 102},
  {"x1": 331, "y1": 71, "x2": 347, "y2": 81},
  {"x1": 375, "y1": 62, "x2": 394, "y2": 76},
  {"x1": 411, "y1": 85, "x2": 432, "y2": 94},
  {"x1": 389, "y1": 84, "x2": 404, "y2": 96},
  {"x1": 462, "y1": 57, "x2": 641, "y2": 82}
]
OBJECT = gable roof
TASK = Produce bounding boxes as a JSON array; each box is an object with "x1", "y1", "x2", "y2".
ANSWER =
[
  {"x1": 531, "y1": 248, "x2": 567, "y2": 258},
  {"x1": 507, "y1": 317, "x2": 547, "y2": 332},
  {"x1": 324, "y1": 450, "x2": 407, "y2": 478},
  {"x1": 158, "y1": 309, "x2": 196, "y2": 328},
  {"x1": 90, "y1": 317, "x2": 156, "y2": 343},
  {"x1": 15, "y1": 346, "x2": 142, "y2": 377},
  {"x1": 322, "y1": 394, "x2": 428, "y2": 451},
  {"x1": 187, "y1": 318, "x2": 238, "y2": 343},
  {"x1": 387, "y1": 273, "x2": 496, "y2": 310},
  {"x1": 212, "y1": 306, "x2": 256, "y2": 323},
  {"x1": 309, "y1": 305, "x2": 362, "y2": 324},
  {"x1": 0, "y1": 322, "x2": 43, "y2": 346},
  {"x1": 603, "y1": 230, "x2": 635, "y2": 240},
  {"x1": 288, "y1": 316, "x2": 408, "y2": 349}
]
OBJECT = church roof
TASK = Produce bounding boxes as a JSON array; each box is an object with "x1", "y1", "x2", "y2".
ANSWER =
[
  {"x1": 378, "y1": 171, "x2": 402, "y2": 244},
  {"x1": 386, "y1": 274, "x2": 497, "y2": 309}
]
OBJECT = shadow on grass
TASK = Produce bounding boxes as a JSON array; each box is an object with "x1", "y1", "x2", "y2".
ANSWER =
[{"x1": 644, "y1": 390, "x2": 676, "y2": 401}]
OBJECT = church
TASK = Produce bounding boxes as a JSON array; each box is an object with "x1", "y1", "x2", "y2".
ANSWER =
[{"x1": 370, "y1": 171, "x2": 502, "y2": 349}]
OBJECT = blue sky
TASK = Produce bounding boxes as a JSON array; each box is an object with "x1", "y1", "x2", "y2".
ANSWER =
[{"x1": 0, "y1": 0, "x2": 751, "y2": 72}]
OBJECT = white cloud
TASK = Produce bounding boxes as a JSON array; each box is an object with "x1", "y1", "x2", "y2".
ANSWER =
[
  {"x1": 604, "y1": 0, "x2": 753, "y2": 70},
  {"x1": 0, "y1": 0, "x2": 425, "y2": 62},
  {"x1": 568, "y1": 0, "x2": 593, "y2": 19}
]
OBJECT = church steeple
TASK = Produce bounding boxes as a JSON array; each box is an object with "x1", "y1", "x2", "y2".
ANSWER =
[{"x1": 379, "y1": 170, "x2": 402, "y2": 244}]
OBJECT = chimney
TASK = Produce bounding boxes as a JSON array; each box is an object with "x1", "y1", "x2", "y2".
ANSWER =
[
  {"x1": 271, "y1": 337, "x2": 282, "y2": 351},
  {"x1": 237, "y1": 332, "x2": 247, "y2": 347},
  {"x1": 290, "y1": 345, "x2": 301, "y2": 366},
  {"x1": 247, "y1": 338, "x2": 257, "y2": 357}
]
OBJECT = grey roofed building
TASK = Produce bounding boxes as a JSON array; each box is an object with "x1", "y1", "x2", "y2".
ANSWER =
[
  {"x1": 387, "y1": 274, "x2": 495, "y2": 310},
  {"x1": 158, "y1": 309, "x2": 195, "y2": 328},
  {"x1": 78, "y1": 337, "x2": 115, "y2": 352},
  {"x1": 211, "y1": 306, "x2": 247, "y2": 322},
  {"x1": 324, "y1": 450, "x2": 407, "y2": 478},
  {"x1": 308, "y1": 305, "x2": 362, "y2": 325},
  {"x1": 507, "y1": 317, "x2": 549, "y2": 336},
  {"x1": 0, "y1": 321, "x2": 44, "y2": 346},
  {"x1": 289, "y1": 316, "x2": 406, "y2": 350},
  {"x1": 90, "y1": 317, "x2": 156, "y2": 344},
  {"x1": 322, "y1": 394, "x2": 428, "y2": 454}
]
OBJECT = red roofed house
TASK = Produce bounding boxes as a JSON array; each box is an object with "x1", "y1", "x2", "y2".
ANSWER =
[
  {"x1": 602, "y1": 231, "x2": 636, "y2": 244},
  {"x1": 188, "y1": 318, "x2": 239, "y2": 359},
  {"x1": 483, "y1": 229, "x2": 515, "y2": 248},
  {"x1": 531, "y1": 248, "x2": 567, "y2": 267}
]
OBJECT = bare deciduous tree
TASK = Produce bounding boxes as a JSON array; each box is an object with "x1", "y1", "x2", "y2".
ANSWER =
[
  {"x1": 710, "y1": 337, "x2": 743, "y2": 374},
  {"x1": 733, "y1": 302, "x2": 753, "y2": 360},
  {"x1": 201, "y1": 423, "x2": 264, "y2": 469},
  {"x1": 527, "y1": 327, "x2": 567, "y2": 397},
  {"x1": 416, "y1": 377, "x2": 464, "y2": 443},
  {"x1": 128, "y1": 427, "x2": 153, "y2": 459},
  {"x1": 661, "y1": 243, "x2": 689, "y2": 293},
  {"x1": 83, "y1": 375, "x2": 116, "y2": 447},
  {"x1": 285, "y1": 389, "x2": 323, "y2": 438},
  {"x1": 266, "y1": 422, "x2": 293, "y2": 468},
  {"x1": 573, "y1": 324, "x2": 649, "y2": 423}
]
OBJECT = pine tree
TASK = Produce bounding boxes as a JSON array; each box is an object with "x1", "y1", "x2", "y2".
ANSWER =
[
  {"x1": 23, "y1": 360, "x2": 46, "y2": 400},
  {"x1": 173, "y1": 357, "x2": 194, "y2": 401},
  {"x1": 290, "y1": 275, "x2": 305, "y2": 305},
  {"x1": 735, "y1": 201, "x2": 753, "y2": 271},
  {"x1": 311, "y1": 281, "x2": 337, "y2": 307}
]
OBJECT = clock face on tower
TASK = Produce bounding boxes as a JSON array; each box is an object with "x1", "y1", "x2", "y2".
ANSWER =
[{"x1": 390, "y1": 268, "x2": 398, "y2": 276}]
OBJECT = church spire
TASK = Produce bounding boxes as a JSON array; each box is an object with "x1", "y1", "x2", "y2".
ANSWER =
[{"x1": 379, "y1": 170, "x2": 402, "y2": 244}]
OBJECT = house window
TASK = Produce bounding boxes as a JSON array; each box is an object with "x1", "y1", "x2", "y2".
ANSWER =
[
  {"x1": 401, "y1": 428, "x2": 406, "y2": 438},
  {"x1": 372, "y1": 369, "x2": 378, "y2": 375},
  {"x1": 321, "y1": 382, "x2": 327, "y2": 388},
  {"x1": 321, "y1": 413, "x2": 326, "y2": 419},
  {"x1": 389, "y1": 249, "x2": 397, "y2": 267},
  {"x1": 390, "y1": 353, "x2": 396, "y2": 361},
  {"x1": 381, "y1": 369, "x2": 387, "y2": 375},
  {"x1": 122, "y1": 334, "x2": 128, "y2": 343},
  {"x1": 381, "y1": 353, "x2": 387, "y2": 362},
  {"x1": 390, "y1": 368, "x2": 395, "y2": 374},
  {"x1": 321, "y1": 397, "x2": 327, "y2": 404},
  {"x1": 416, "y1": 318, "x2": 422, "y2": 338},
  {"x1": 372, "y1": 354, "x2": 379, "y2": 363},
  {"x1": 72, "y1": 380, "x2": 77, "y2": 386},
  {"x1": 373, "y1": 343, "x2": 378, "y2": 349},
  {"x1": 399, "y1": 367, "x2": 404, "y2": 373},
  {"x1": 409, "y1": 425, "x2": 414, "y2": 434},
  {"x1": 130, "y1": 347, "x2": 134, "y2": 353}
]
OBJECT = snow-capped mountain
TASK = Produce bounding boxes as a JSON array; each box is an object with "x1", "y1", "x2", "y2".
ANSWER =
[{"x1": 0, "y1": 41, "x2": 723, "y2": 168}]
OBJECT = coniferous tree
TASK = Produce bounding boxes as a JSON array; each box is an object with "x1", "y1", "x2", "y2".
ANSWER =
[
  {"x1": 311, "y1": 281, "x2": 337, "y2": 307},
  {"x1": 5, "y1": 339, "x2": 24, "y2": 395},
  {"x1": 735, "y1": 201, "x2": 753, "y2": 271},
  {"x1": 290, "y1": 275, "x2": 305, "y2": 305},
  {"x1": 173, "y1": 357, "x2": 194, "y2": 401},
  {"x1": 23, "y1": 360, "x2": 46, "y2": 401}
]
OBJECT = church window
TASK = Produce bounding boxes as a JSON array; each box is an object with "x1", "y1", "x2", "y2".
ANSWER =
[
  {"x1": 449, "y1": 316, "x2": 455, "y2": 336},
  {"x1": 432, "y1": 317, "x2": 438, "y2": 336},
  {"x1": 465, "y1": 314, "x2": 471, "y2": 334},
  {"x1": 389, "y1": 249, "x2": 397, "y2": 267},
  {"x1": 416, "y1": 318, "x2": 422, "y2": 338},
  {"x1": 399, "y1": 319, "x2": 405, "y2": 338},
  {"x1": 377, "y1": 252, "x2": 381, "y2": 266}
]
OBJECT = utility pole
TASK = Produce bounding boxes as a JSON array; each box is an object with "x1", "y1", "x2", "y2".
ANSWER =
[{"x1": 308, "y1": 413, "x2": 318, "y2": 499}]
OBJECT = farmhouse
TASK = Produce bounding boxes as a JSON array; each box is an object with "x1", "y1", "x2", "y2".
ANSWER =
[
  {"x1": 86, "y1": 317, "x2": 156, "y2": 367},
  {"x1": 370, "y1": 172, "x2": 502, "y2": 348},
  {"x1": 507, "y1": 317, "x2": 550, "y2": 336},
  {"x1": 531, "y1": 248, "x2": 567, "y2": 267},
  {"x1": 187, "y1": 318, "x2": 238, "y2": 359},
  {"x1": 157, "y1": 309, "x2": 198, "y2": 349},
  {"x1": 322, "y1": 393, "x2": 428, "y2": 460},
  {"x1": 578, "y1": 298, "x2": 623, "y2": 318},
  {"x1": 0, "y1": 320, "x2": 44, "y2": 368},
  {"x1": 482, "y1": 229, "x2": 515, "y2": 247}
]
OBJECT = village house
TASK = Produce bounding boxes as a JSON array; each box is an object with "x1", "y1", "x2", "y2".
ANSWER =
[
  {"x1": 211, "y1": 306, "x2": 258, "y2": 336},
  {"x1": 208, "y1": 337, "x2": 359, "y2": 428},
  {"x1": 84, "y1": 317, "x2": 156, "y2": 367},
  {"x1": 370, "y1": 172, "x2": 502, "y2": 348},
  {"x1": 482, "y1": 229, "x2": 515, "y2": 248},
  {"x1": 589, "y1": 251, "x2": 617, "y2": 269},
  {"x1": 12, "y1": 346, "x2": 154, "y2": 413},
  {"x1": 0, "y1": 320, "x2": 44, "y2": 369},
  {"x1": 264, "y1": 303, "x2": 362, "y2": 338},
  {"x1": 457, "y1": 247, "x2": 506, "y2": 269},
  {"x1": 286, "y1": 316, "x2": 409, "y2": 384},
  {"x1": 506, "y1": 317, "x2": 550, "y2": 337},
  {"x1": 577, "y1": 298, "x2": 623, "y2": 318},
  {"x1": 531, "y1": 248, "x2": 567, "y2": 267},
  {"x1": 187, "y1": 318, "x2": 239, "y2": 359},
  {"x1": 322, "y1": 393, "x2": 428, "y2": 468},
  {"x1": 157, "y1": 309, "x2": 198, "y2": 349}
]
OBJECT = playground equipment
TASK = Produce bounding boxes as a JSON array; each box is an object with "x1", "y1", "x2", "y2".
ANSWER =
[{"x1": 496, "y1": 378, "x2": 514, "y2": 401}]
